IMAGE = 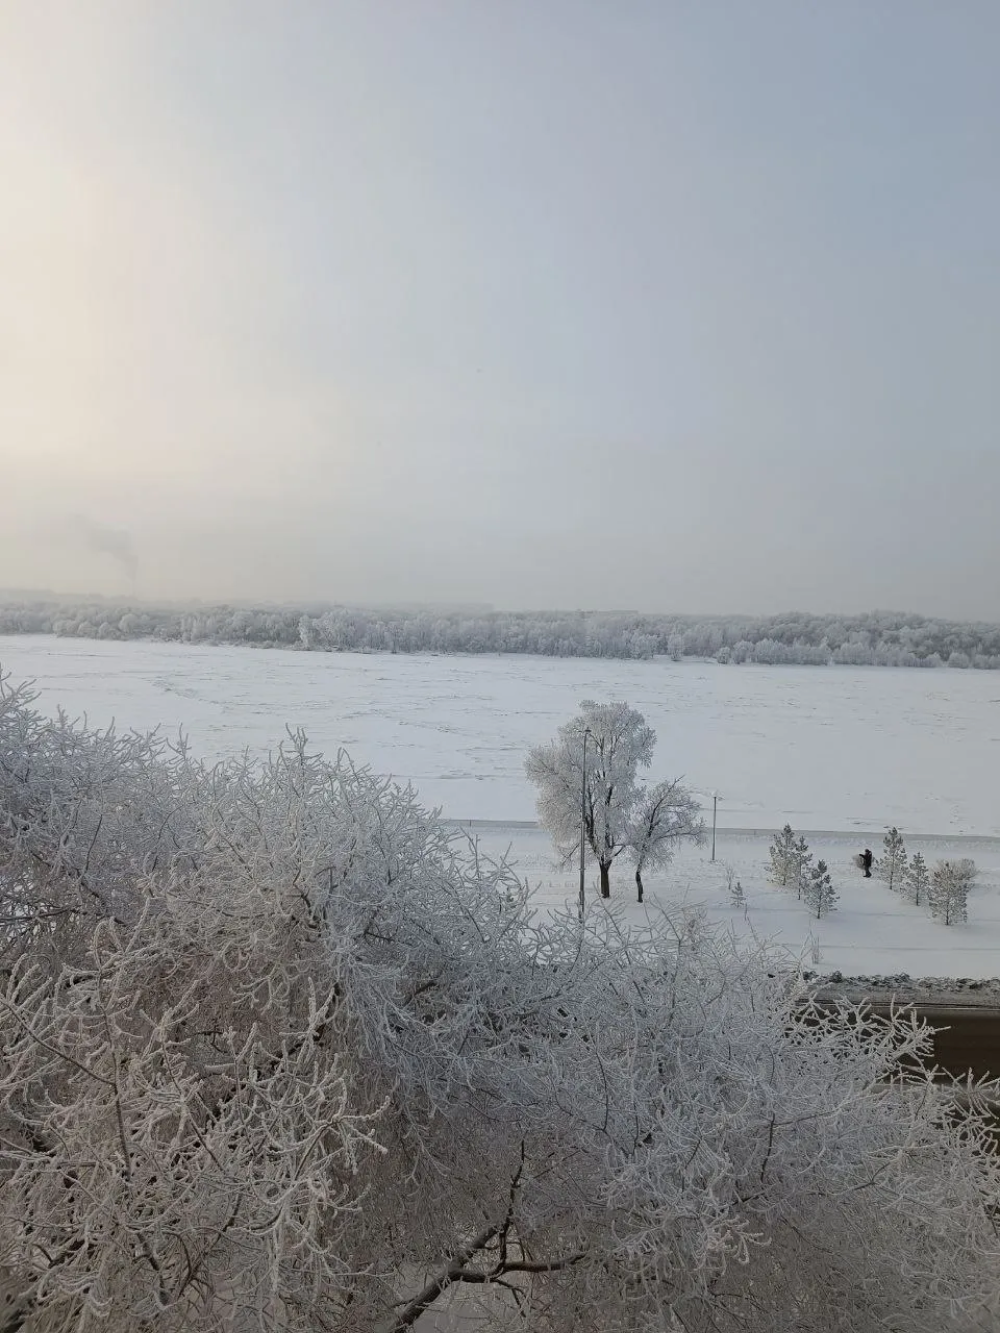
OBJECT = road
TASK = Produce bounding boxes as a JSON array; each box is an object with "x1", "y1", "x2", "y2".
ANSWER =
[{"x1": 871, "y1": 1004, "x2": 1000, "y2": 1082}]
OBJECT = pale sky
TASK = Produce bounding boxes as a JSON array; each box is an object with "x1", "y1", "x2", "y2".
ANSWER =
[{"x1": 2, "y1": 3, "x2": 999, "y2": 618}]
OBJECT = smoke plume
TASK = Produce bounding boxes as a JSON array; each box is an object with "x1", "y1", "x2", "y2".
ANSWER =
[{"x1": 68, "y1": 514, "x2": 139, "y2": 584}]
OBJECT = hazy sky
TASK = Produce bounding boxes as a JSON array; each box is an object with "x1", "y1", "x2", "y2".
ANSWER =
[{"x1": 2, "y1": 3, "x2": 999, "y2": 618}]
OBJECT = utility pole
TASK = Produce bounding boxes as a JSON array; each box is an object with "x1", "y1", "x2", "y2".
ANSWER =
[
  {"x1": 711, "y1": 792, "x2": 719, "y2": 862},
  {"x1": 579, "y1": 728, "x2": 591, "y2": 921}
]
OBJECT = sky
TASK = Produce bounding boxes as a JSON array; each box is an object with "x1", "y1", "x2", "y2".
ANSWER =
[{"x1": 2, "y1": 2, "x2": 999, "y2": 619}]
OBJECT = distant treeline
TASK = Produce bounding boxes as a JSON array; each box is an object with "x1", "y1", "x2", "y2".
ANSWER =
[{"x1": 2, "y1": 596, "x2": 1000, "y2": 669}]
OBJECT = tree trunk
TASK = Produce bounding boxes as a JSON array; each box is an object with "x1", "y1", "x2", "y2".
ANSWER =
[
  {"x1": 600, "y1": 861, "x2": 611, "y2": 898},
  {"x1": 635, "y1": 867, "x2": 644, "y2": 903}
]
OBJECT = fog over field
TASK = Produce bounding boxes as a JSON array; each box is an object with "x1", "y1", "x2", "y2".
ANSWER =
[{"x1": 4, "y1": 5, "x2": 1000, "y2": 620}]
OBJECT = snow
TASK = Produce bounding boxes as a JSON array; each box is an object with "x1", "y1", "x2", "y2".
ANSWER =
[
  {"x1": 459, "y1": 823, "x2": 1000, "y2": 986},
  {"x1": 4, "y1": 632, "x2": 1000, "y2": 982},
  {"x1": 4, "y1": 634, "x2": 1000, "y2": 834}
]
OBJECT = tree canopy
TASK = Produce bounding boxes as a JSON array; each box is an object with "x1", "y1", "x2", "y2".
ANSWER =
[
  {"x1": 525, "y1": 699, "x2": 702, "y2": 899},
  {"x1": 5, "y1": 594, "x2": 1000, "y2": 667}
]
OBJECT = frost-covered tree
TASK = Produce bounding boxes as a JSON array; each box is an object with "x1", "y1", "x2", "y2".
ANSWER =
[
  {"x1": 721, "y1": 863, "x2": 746, "y2": 912},
  {"x1": 5, "y1": 673, "x2": 1000, "y2": 1332},
  {"x1": 794, "y1": 833, "x2": 813, "y2": 901},
  {"x1": 8, "y1": 596, "x2": 1000, "y2": 666},
  {"x1": 768, "y1": 826, "x2": 812, "y2": 896},
  {"x1": 768, "y1": 824, "x2": 797, "y2": 887},
  {"x1": 876, "y1": 826, "x2": 908, "y2": 891},
  {"x1": 626, "y1": 778, "x2": 704, "y2": 902},
  {"x1": 526, "y1": 700, "x2": 698, "y2": 898},
  {"x1": 929, "y1": 858, "x2": 976, "y2": 926},
  {"x1": 906, "y1": 851, "x2": 930, "y2": 907},
  {"x1": 803, "y1": 859, "x2": 837, "y2": 918}
]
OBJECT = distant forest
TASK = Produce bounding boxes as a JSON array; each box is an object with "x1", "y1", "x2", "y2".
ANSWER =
[{"x1": 3, "y1": 594, "x2": 1000, "y2": 669}]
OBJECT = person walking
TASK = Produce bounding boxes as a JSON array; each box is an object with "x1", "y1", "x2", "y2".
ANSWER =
[{"x1": 862, "y1": 848, "x2": 873, "y2": 878}]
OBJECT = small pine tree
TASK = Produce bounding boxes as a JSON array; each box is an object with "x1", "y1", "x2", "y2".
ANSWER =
[
  {"x1": 721, "y1": 862, "x2": 745, "y2": 909},
  {"x1": 876, "y1": 827, "x2": 908, "y2": 892},
  {"x1": 803, "y1": 859, "x2": 837, "y2": 918},
  {"x1": 768, "y1": 824, "x2": 797, "y2": 887},
  {"x1": 794, "y1": 834, "x2": 813, "y2": 901},
  {"x1": 929, "y1": 859, "x2": 975, "y2": 926},
  {"x1": 905, "y1": 852, "x2": 930, "y2": 907}
]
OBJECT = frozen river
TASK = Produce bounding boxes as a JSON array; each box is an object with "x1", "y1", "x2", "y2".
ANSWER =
[{"x1": 2, "y1": 635, "x2": 999, "y2": 835}]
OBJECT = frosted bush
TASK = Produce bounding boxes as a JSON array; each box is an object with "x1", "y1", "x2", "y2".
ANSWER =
[{"x1": 3, "y1": 672, "x2": 1000, "y2": 1332}]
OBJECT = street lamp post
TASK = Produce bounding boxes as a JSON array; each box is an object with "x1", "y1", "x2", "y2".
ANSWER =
[
  {"x1": 579, "y1": 728, "x2": 591, "y2": 921},
  {"x1": 711, "y1": 791, "x2": 720, "y2": 862}
]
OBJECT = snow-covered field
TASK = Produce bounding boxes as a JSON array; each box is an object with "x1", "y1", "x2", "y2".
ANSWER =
[
  {"x1": 4, "y1": 634, "x2": 1000, "y2": 833},
  {"x1": 4, "y1": 633, "x2": 1000, "y2": 980},
  {"x1": 462, "y1": 823, "x2": 1000, "y2": 984}
]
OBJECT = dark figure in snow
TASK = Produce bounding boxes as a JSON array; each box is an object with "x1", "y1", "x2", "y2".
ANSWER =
[{"x1": 862, "y1": 848, "x2": 873, "y2": 878}]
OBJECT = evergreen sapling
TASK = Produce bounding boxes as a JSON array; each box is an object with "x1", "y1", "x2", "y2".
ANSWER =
[
  {"x1": 722, "y1": 862, "x2": 744, "y2": 909},
  {"x1": 906, "y1": 852, "x2": 930, "y2": 907},
  {"x1": 804, "y1": 859, "x2": 838, "y2": 919},
  {"x1": 768, "y1": 824, "x2": 797, "y2": 887},
  {"x1": 794, "y1": 834, "x2": 813, "y2": 901},
  {"x1": 877, "y1": 827, "x2": 908, "y2": 892}
]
